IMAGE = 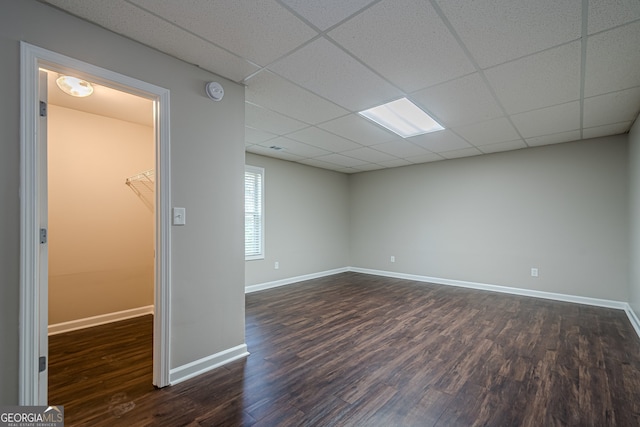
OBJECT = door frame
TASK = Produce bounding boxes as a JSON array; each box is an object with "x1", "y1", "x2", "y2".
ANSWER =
[{"x1": 19, "y1": 42, "x2": 172, "y2": 405}]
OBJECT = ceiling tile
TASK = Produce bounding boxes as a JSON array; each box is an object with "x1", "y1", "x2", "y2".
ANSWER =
[
  {"x1": 286, "y1": 127, "x2": 362, "y2": 152},
  {"x1": 246, "y1": 144, "x2": 305, "y2": 161},
  {"x1": 245, "y1": 126, "x2": 277, "y2": 144},
  {"x1": 583, "y1": 122, "x2": 632, "y2": 139},
  {"x1": 130, "y1": 0, "x2": 318, "y2": 66},
  {"x1": 268, "y1": 38, "x2": 403, "y2": 111},
  {"x1": 526, "y1": 130, "x2": 582, "y2": 147},
  {"x1": 352, "y1": 163, "x2": 388, "y2": 172},
  {"x1": 407, "y1": 130, "x2": 471, "y2": 153},
  {"x1": 245, "y1": 103, "x2": 308, "y2": 135},
  {"x1": 439, "y1": 147, "x2": 483, "y2": 159},
  {"x1": 313, "y1": 153, "x2": 370, "y2": 167},
  {"x1": 329, "y1": 0, "x2": 474, "y2": 92},
  {"x1": 258, "y1": 136, "x2": 331, "y2": 157},
  {"x1": 585, "y1": 21, "x2": 640, "y2": 97},
  {"x1": 298, "y1": 158, "x2": 344, "y2": 170},
  {"x1": 377, "y1": 159, "x2": 414, "y2": 168},
  {"x1": 511, "y1": 102, "x2": 581, "y2": 138},
  {"x1": 485, "y1": 41, "x2": 581, "y2": 114},
  {"x1": 437, "y1": 0, "x2": 582, "y2": 69},
  {"x1": 340, "y1": 147, "x2": 397, "y2": 163},
  {"x1": 479, "y1": 140, "x2": 527, "y2": 154},
  {"x1": 405, "y1": 153, "x2": 445, "y2": 164},
  {"x1": 279, "y1": 0, "x2": 378, "y2": 30},
  {"x1": 45, "y1": 0, "x2": 259, "y2": 82},
  {"x1": 370, "y1": 140, "x2": 430, "y2": 158},
  {"x1": 588, "y1": 0, "x2": 640, "y2": 35},
  {"x1": 453, "y1": 117, "x2": 521, "y2": 146},
  {"x1": 584, "y1": 87, "x2": 640, "y2": 128},
  {"x1": 245, "y1": 70, "x2": 348, "y2": 124},
  {"x1": 318, "y1": 114, "x2": 398, "y2": 146},
  {"x1": 411, "y1": 73, "x2": 503, "y2": 127}
]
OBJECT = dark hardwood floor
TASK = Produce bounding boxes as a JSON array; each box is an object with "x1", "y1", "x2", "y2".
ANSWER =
[{"x1": 48, "y1": 272, "x2": 640, "y2": 426}]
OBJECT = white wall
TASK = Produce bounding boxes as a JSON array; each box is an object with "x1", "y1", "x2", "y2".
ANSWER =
[
  {"x1": 629, "y1": 120, "x2": 640, "y2": 315},
  {"x1": 245, "y1": 153, "x2": 350, "y2": 286},
  {"x1": 48, "y1": 105, "x2": 154, "y2": 325},
  {"x1": 1, "y1": 0, "x2": 245, "y2": 403},
  {"x1": 349, "y1": 136, "x2": 629, "y2": 301}
]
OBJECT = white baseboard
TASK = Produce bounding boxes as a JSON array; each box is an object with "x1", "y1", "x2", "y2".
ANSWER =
[
  {"x1": 48, "y1": 305, "x2": 155, "y2": 335},
  {"x1": 351, "y1": 267, "x2": 640, "y2": 340},
  {"x1": 350, "y1": 267, "x2": 628, "y2": 310},
  {"x1": 245, "y1": 266, "x2": 640, "y2": 340},
  {"x1": 169, "y1": 344, "x2": 249, "y2": 385},
  {"x1": 245, "y1": 267, "x2": 350, "y2": 294}
]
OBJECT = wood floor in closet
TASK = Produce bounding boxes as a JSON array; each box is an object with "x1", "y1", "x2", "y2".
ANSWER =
[{"x1": 48, "y1": 272, "x2": 640, "y2": 426}]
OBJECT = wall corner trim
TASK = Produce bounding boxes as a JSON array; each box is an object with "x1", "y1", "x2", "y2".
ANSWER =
[
  {"x1": 169, "y1": 344, "x2": 249, "y2": 386},
  {"x1": 624, "y1": 304, "x2": 640, "y2": 339},
  {"x1": 245, "y1": 267, "x2": 350, "y2": 294}
]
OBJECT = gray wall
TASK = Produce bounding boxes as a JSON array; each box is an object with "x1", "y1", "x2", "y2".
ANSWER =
[
  {"x1": 1, "y1": 0, "x2": 245, "y2": 403},
  {"x1": 349, "y1": 136, "x2": 629, "y2": 301},
  {"x1": 629, "y1": 120, "x2": 640, "y2": 315},
  {"x1": 245, "y1": 154, "x2": 350, "y2": 286}
]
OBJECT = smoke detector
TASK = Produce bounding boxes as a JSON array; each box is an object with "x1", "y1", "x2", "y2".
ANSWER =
[{"x1": 205, "y1": 82, "x2": 224, "y2": 101}]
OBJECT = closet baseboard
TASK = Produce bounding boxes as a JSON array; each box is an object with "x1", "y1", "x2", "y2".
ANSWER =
[{"x1": 48, "y1": 305, "x2": 154, "y2": 335}]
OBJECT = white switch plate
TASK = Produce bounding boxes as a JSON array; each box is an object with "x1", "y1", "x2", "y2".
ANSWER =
[
  {"x1": 390, "y1": 256, "x2": 395, "y2": 263},
  {"x1": 173, "y1": 207, "x2": 186, "y2": 225},
  {"x1": 531, "y1": 267, "x2": 538, "y2": 277},
  {"x1": 274, "y1": 261, "x2": 279, "y2": 270}
]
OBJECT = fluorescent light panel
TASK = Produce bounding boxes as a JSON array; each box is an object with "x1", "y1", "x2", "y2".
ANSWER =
[{"x1": 359, "y1": 97, "x2": 444, "y2": 138}]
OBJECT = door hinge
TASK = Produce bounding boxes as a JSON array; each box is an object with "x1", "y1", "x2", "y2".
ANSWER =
[
  {"x1": 39, "y1": 356, "x2": 46, "y2": 373},
  {"x1": 39, "y1": 228, "x2": 47, "y2": 244},
  {"x1": 39, "y1": 101, "x2": 47, "y2": 117}
]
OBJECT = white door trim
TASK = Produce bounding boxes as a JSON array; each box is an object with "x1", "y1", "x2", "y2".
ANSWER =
[{"x1": 19, "y1": 42, "x2": 172, "y2": 405}]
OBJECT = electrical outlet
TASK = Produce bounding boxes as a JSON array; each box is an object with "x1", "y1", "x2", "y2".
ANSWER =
[
  {"x1": 274, "y1": 261, "x2": 279, "y2": 270},
  {"x1": 531, "y1": 268, "x2": 538, "y2": 277},
  {"x1": 390, "y1": 256, "x2": 395, "y2": 263}
]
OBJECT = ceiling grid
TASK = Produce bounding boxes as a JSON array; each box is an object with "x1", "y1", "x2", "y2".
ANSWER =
[{"x1": 41, "y1": 0, "x2": 640, "y2": 173}]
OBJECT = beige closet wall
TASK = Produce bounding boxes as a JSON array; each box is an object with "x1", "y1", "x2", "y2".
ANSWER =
[{"x1": 48, "y1": 104, "x2": 154, "y2": 324}]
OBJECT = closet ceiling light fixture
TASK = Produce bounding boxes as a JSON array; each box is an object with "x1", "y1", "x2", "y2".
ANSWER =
[{"x1": 56, "y1": 75, "x2": 94, "y2": 97}]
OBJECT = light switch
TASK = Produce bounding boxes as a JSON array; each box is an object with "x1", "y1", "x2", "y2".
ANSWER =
[{"x1": 173, "y1": 207, "x2": 186, "y2": 225}]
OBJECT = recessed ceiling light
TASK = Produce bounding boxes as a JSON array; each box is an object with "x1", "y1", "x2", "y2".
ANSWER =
[
  {"x1": 358, "y1": 97, "x2": 444, "y2": 138},
  {"x1": 56, "y1": 75, "x2": 94, "y2": 98}
]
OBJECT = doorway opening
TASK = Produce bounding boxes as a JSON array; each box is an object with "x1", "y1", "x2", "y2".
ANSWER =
[
  {"x1": 44, "y1": 67, "x2": 156, "y2": 407},
  {"x1": 19, "y1": 42, "x2": 171, "y2": 405}
]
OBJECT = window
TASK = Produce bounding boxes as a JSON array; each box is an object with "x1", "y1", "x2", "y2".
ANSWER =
[{"x1": 245, "y1": 165, "x2": 264, "y2": 260}]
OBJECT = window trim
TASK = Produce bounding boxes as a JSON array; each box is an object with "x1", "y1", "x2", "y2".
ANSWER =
[{"x1": 245, "y1": 165, "x2": 264, "y2": 261}]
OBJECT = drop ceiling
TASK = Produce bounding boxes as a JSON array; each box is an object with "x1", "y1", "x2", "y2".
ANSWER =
[{"x1": 41, "y1": 0, "x2": 640, "y2": 173}]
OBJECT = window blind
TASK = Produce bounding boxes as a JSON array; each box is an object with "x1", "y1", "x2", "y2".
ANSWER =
[{"x1": 245, "y1": 166, "x2": 264, "y2": 260}]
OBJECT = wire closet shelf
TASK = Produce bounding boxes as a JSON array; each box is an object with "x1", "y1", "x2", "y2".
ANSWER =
[{"x1": 125, "y1": 169, "x2": 154, "y2": 211}]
